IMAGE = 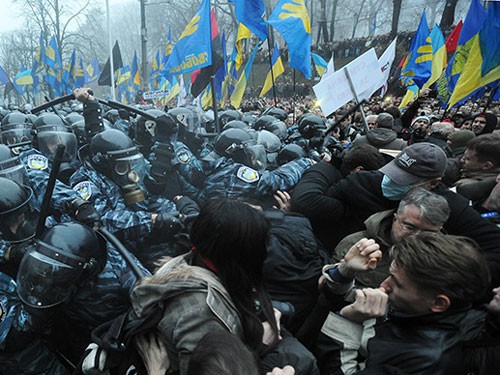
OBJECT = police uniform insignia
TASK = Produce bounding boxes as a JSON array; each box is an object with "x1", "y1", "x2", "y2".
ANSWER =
[
  {"x1": 176, "y1": 114, "x2": 188, "y2": 126},
  {"x1": 177, "y1": 150, "x2": 190, "y2": 164},
  {"x1": 73, "y1": 181, "x2": 93, "y2": 201},
  {"x1": 27, "y1": 154, "x2": 48, "y2": 170},
  {"x1": 237, "y1": 166, "x2": 259, "y2": 183}
]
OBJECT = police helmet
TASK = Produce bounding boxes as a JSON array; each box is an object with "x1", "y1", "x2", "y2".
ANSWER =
[
  {"x1": 262, "y1": 107, "x2": 288, "y2": 122},
  {"x1": 136, "y1": 109, "x2": 178, "y2": 147},
  {"x1": 256, "y1": 130, "x2": 282, "y2": 165},
  {"x1": 241, "y1": 113, "x2": 257, "y2": 128},
  {"x1": 168, "y1": 107, "x2": 201, "y2": 135},
  {"x1": 32, "y1": 113, "x2": 65, "y2": 130},
  {"x1": 298, "y1": 114, "x2": 326, "y2": 139},
  {"x1": 222, "y1": 120, "x2": 250, "y2": 131},
  {"x1": 104, "y1": 109, "x2": 120, "y2": 124},
  {"x1": 254, "y1": 115, "x2": 288, "y2": 140},
  {"x1": 17, "y1": 222, "x2": 107, "y2": 308},
  {"x1": 1, "y1": 112, "x2": 31, "y2": 128},
  {"x1": 277, "y1": 143, "x2": 307, "y2": 165},
  {"x1": 0, "y1": 177, "x2": 37, "y2": 243},
  {"x1": 64, "y1": 112, "x2": 84, "y2": 126},
  {"x1": 215, "y1": 128, "x2": 267, "y2": 170},
  {"x1": 0, "y1": 144, "x2": 27, "y2": 185},
  {"x1": 219, "y1": 109, "x2": 242, "y2": 126}
]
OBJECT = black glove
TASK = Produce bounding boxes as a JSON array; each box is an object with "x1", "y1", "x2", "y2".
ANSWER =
[
  {"x1": 68, "y1": 199, "x2": 101, "y2": 227},
  {"x1": 153, "y1": 211, "x2": 184, "y2": 240},
  {"x1": 155, "y1": 114, "x2": 178, "y2": 143},
  {"x1": 6, "y1": 240, "x2": 33, "y2": 266},
  {"x1": 150, "y1": 142, "x2": 175, "y2": 182}
]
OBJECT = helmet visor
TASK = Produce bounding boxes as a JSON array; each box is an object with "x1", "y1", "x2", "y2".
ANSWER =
[
  {"x1": 16, "y1": 243, "x2": 84, "y2": 308},
  {"x1": 0, "y1": 157, "x2": 28, "y2": 185},
  {"x1": 1, "y1": 125, "x2": 32, "y2": 146},
  {"x1": 245, "y1": 144, "x2": 267, "y2": 171},
  {"x1": 37, "y1": 130, "x2": 77, "y2": 163}
]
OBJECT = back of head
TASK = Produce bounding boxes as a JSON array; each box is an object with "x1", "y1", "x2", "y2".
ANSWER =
[
  {"x1": 384, "y1": 106, "x2": 401, "y2": 119},
  {"x1": 187, "y1": 331, "x2": 260, "y2": 375},
  {"x1": 398, "y1": 187, "x2": 450, "y2": 226},
  {"x1": 465, "y1": 133, "x2": 500, "y2": 168},
  {"x1": 342, "y1": 144, "x2": 386, "y2": 173},
  {"x1": 390, "y1": 233, "x2": 490, "y2": 307},
  {"x1": 375, "y1": 113, "x2": 394, "y2": 129},
  {"x1": 262, "y1": 107, "x2": 288, "y2": 122},
  {"x1": 430, "y1": 122, "x2": 455, "y2": 137},
  {"x1": 447, "y1": 130, "x2": 475, "y2": 150}
]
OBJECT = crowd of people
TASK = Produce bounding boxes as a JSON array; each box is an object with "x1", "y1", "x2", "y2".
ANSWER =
[{"x1": 0, "y1": 83, "x2": 499, "y2": 375}]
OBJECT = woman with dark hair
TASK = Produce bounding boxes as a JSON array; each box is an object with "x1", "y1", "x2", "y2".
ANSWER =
[{"x1": 130, "y1": 198, "x2": 318, "y2": 375}]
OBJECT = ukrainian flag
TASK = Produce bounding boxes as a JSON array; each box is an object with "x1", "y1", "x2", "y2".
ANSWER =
[
  {"x1": 448, "y1": 2, "x2": 500, "y2": 109},
  {"x1": 260, "y1": 43, "x2": 284, "y2": 97},
  {"x1": 229, "y1": 0, "x2": 268, "y2": 41},
  {"x1": 267, "y1": 0, "x2": 312, "y2": 79},
  {"x1": 117, "y1": 65, "x2": 131, "y2": 86},
  {"x1": 436, "y1": 0, "x2": 486, "y2": 106},
  {"x1": 423, "y1": 24, "x2": 447, "y2": 89},
  {"x1": 400, "y1": 10, "x2": 432, "y2": 88},
  {"x1": 231, "y1": 44, "x2": 259, "y2": 108},
  {"x1": 311, "y1": 53, "x2": 328, "y2": 78},
  {"x1": 235, "y1": 23, "x2": 251, "y2": 70},
  {"x1": 131, "y1": 51, "x2": 140, "y2": 88}
]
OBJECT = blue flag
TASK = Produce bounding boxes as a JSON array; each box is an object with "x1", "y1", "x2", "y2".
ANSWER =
[
  {"x1": 0, "y1": 65, "x2": 11, "y2": 85},
  {"x1": 229, "y1": 0, "x2": 268, "y2": 41},
  {"x1": 400, "y1": 10, "x2": 432, "y2": 88},
  {"x1": 267, "y1": 0, "x2": 312, "y2": 79},
  {"x1": 164, "y1": 0, "x2": 212, "y2": 75}
]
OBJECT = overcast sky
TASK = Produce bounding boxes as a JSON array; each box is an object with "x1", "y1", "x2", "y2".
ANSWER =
[{"x1": 0, "y1": 0, "x2": 131, "y2": 34}]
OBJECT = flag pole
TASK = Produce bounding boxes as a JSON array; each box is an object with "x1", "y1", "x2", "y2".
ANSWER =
[
  {"x1": 344, "y1": 67, "x2": 369, "y2": 134},
  {"x1": 106, "y1": 0, "x2": 116, "y2": 100},
  {"x1": 266, "y1": 38, "x2": 278, "y2": 106},
  {"x1": 292, "y1": 69, "x2": 296, "y2": 123},
  {"x1": 211, "y1": 76, "x2": 220, "y2": 134}
]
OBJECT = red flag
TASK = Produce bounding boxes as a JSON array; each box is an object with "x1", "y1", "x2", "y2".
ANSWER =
[
  {"x1": 190, "y1": 9, "x2": 224, "y2": 98},
  {"x1": 445, "y1": 20, "x2": 463, "y2": 53},
  {"x1": 398, "y1": 55, "x2": 407, "y2": 68}
]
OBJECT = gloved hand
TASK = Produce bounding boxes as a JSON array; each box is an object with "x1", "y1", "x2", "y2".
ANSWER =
[
  {"x1": 6, "y1": 240, "x2": 33, "y2": 266},
  {"x1": 155, "y1": 114, "x2": 178, "y2": 143},
  {"x1": 150, "y1": 142, "x2": 175, "y2": 182},
  {"x1": 68, "y1": 198, "x2": 101, "y2": 227},
  {"x1": 153, "y1": 211, "x2": 184, "y2": 240}
]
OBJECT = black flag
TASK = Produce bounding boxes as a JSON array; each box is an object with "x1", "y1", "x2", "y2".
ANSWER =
[{"x1": 98, "y1": 41, "x2": 123, "y2": 86}]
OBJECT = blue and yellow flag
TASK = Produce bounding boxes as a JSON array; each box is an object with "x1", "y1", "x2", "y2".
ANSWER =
[
  {"x1": 85, "y1": 58, "x2": 100, "y2": 84},
  {"x1": 235, "y1": 23, "x2": 251, "y2": 70},
  {"x1": 399, "y1": 84, "x2": 419, "y2": 109},
  {"x1": 267, "y1": 0, "x2": 312, "y2": 79},
  {"x1": 131, "y1": 51, "x2": 140, "y2": 88},
  {"x1": 117, "y1": 65, "x2": 131, "y2": 86},
  {"x1": 231, "y1": 44, "x2": 259, "y2": 108},
  {"x1": 311, "y1": 53, "x2": 328, "y2": 78},
  {"x1": 0, "y1": 65, "x2": 10, "y2": 85},
  {"x1": 165, "y1": 27, "x2": 174, "y2": 58},
  {"x1": 400, "y1": 10, "x2": 432, "y2": 88},
  {"x1": 423, "y1": 24, "x2": 447, "y2": 89},
  {"x1": 164, "y1": 0, "x2": 212, "y2": 75},
  {"x1": 260, "y1": 43, "x2": 284, "y2": 97},
  {"x1": 62, "y1": 49, "x2": 76, "y2": 92},
  {"x1": 448, "y1": 2, "x2": 500, "y2": 109},
  {"x1": 436, "y1": 0, "x2": 486, "y2": 107},
  {"x1": 45, "y1": 35, "x2": 62, "y2": 72},
  {"x1": 73, "y1": 58, "x2": 86, "y2": 87},
  {"x1": 229, "y1": 0, "x2": 268, "y2": 41}
]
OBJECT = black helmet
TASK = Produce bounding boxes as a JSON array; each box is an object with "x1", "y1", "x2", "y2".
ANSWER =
[
  {"x1": 298, "y1": 114, "x2": 326, "y2": 139},
  {"x1": 32, "y1": 113, "x2": 65, "y2": 130},
  {"x1": 0, "y1": 177, "x2": 37, "y2": 243},
  {"x1": 215, "y1": 128, "x2": 267, "y2": 170},
  {"x1": 17, "y1": 222, "x2": 107, "y2": 308},
  {"x1": 26, "y1": 114, "x2": 38, "y2": 124},
  {"x1": 256, "y1": 130, "x2": 282, "y2": 165},
  {"x1": 168, "y1": 107, "x2": 201, "y2": 135},
  {"x1": 104, "y1": 109, "x2": 120, "y2": 124},
  {"x1": 222, "y1": 120, "x2": 250, "y2": 131},
  {"x1": 262, "y1": 107, "x2": 288, "y2": 122},
  {"x1": 1, "y1": 112, "x2": 31, "y2": 128},
  {"x1": 0, "y1": 144, "x2": 27, "y2": 185},
  {"x1": 219, "y1": 109, "x2": 242, "y2": 126},
  {"x1": 277, "y1": 143, "x2": 307, "y2": 165},
  {"x1": 136, "y1": 109, "x2": 178, "y2": 147},
  {"x1": 241, "y1": 113, "x2": 257, "y2": 127},
  {"x1": 254, "y1": 115, "x2": 288, "y2": 140},
  {"x1": 90, "y1": 129, "x2": 147, "y2": 204},
  {"x1": 64, "y1": 112, "x2": 84, "y2": 126}
]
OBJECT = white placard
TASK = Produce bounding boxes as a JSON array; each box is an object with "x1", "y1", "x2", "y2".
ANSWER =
[
  {"x1": 142, "y1": 89, "x2": 171, "y2": 100},
  {"x1": 313, "y1": 48, "x2": 384, "y2": 116}
]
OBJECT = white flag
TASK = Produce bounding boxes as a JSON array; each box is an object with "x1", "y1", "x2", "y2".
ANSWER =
[
  {"x1": 377, "y1": 37, "x2": 397, "y2": 96},
  {"x1": 320, "y1": 52, "x2": 335, "y2": 82},
  {"x1": 177, "y1": 75, "x2": 187, "y2": 107}
]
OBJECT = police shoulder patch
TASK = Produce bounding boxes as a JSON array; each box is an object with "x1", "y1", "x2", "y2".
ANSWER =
[
  {"x1": 177, "y1": 150, "x2": 190, "y2": 164},
  {"x1": 73, "y1": 181, "x2": 93, "y2": 200},
  {"x1": 27, "y1": 154, "x2": 48, "y2": 170},
  {"x1": 236, "y1": 166, "x2": 260, "y2": 183}
]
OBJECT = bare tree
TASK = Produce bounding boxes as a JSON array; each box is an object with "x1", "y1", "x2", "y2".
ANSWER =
[
  {"x1": 440, "y1": 0, "x2": 459, "y2": 31},
  {"x1": 390, "y1": 0, "x2": 403, "y2": 37}
]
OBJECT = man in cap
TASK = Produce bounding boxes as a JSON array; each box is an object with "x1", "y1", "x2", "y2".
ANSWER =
[{"x1": 291, "y1": 142, "x2": 500, "y2": 286}]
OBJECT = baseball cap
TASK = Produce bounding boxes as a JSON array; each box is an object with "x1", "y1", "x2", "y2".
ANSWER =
[{"x1": 379, "y1": 143, "x2": 447, "y2": 185}]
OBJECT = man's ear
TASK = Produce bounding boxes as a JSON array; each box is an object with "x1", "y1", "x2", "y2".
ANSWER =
[
  {"x1": 483, "y1": 161, "x2": 494, "y2": 170},
  {"x1": 430, "y1": 294, "x2": 451, "y2": 313},
  {"x1": 351, "y1": 166, "x2": 364, "y2": 173},
  {"x1": 427, "y1": 178, "x2": 442, "y2": 190}
]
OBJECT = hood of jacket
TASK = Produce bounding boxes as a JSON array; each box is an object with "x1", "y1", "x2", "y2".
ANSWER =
[{"x1": 366, "y1": 128, "x2": 398, "y2": 147}]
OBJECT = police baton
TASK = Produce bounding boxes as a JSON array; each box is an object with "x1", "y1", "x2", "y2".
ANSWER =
[
  {"x1": 35, "y1": 144, "x2": 65, "y2": 237},
  {"x1": 323, "y1": 100, "x2": 366, "y2": 137},
  {"x1": 96, "y1": 227, "x2": 148, "y2": 280}
]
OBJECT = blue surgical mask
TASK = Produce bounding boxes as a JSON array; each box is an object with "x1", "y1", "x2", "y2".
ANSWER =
[{"x1": 381, "y1": 175, "x2": 412, "y2": 201}]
